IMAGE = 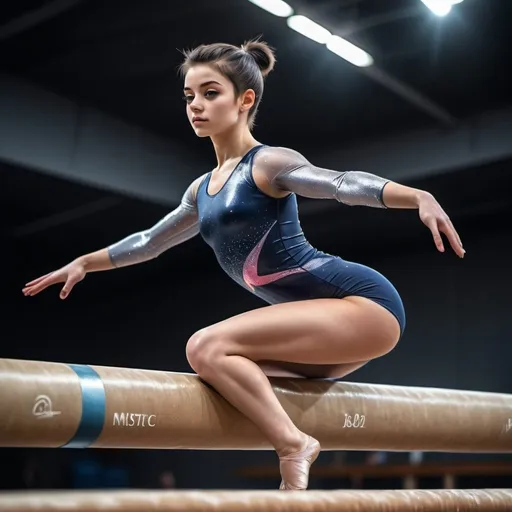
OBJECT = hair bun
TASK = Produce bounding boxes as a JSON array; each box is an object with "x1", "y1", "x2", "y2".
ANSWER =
[{"x1": 242, "y1": 38, "x2": 276, "y2": 78}]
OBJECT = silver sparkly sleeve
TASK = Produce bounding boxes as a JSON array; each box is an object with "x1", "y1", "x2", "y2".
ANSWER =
[
  {"x1": 107, "y1": 179, "x2": 201, "y2": 268},
  {"x1": 257, "y1": 146, "x2": 389, "y2": 208}
]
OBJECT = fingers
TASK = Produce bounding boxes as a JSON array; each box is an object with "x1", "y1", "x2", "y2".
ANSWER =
[
  {"x1": 422, "y1": 201, "x2": 465, "y2": 258},
  {"x1": 23, "y1": 276, "x2": 56, "y2": 296},
  {"x1": 22, "y1": 272, "x2": 62, "y2": 297},
  {"x1": 440, "y1": 219, "x2": 465, "y2": 258},
  {"x1": 448, "y1": 218, "x2": 464, "y2": 249},
  {"x1": 427, "y1": 218, "x2": 445, "y2": 253},
  {"x1": 24, "y1": 272, "x2": 53, "y2": 287},
  {"x1": 60, "y1": 276, "x2": 77, "y2": 300},
  {"x1": 23, "y1": 266, "x2": 84, "y2": 299}
]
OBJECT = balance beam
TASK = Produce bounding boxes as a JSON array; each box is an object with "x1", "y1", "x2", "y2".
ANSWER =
[
  {"x1": 1, "y1": 358, "x2": 511, "y2": 451},
  {"x1": 1, "y1": 489, "x2": 512, "y2": 511}
]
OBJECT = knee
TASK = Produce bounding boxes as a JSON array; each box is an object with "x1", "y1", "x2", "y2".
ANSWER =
[
  {"x1": 186, "y1": 328, "x2": 227, "y2": 378},
  {"x1": 376, "y1": 323, "x2": 401, "y2": 358}
]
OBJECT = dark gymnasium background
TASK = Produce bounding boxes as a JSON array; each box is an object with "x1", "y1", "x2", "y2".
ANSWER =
[{"x1": 1, "y1": 0, "x2": 512, "y2": 492}]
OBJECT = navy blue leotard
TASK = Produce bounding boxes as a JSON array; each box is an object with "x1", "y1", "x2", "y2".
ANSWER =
[{"x1": 109, "y1": 144, "x2": 406, "y2": 335}]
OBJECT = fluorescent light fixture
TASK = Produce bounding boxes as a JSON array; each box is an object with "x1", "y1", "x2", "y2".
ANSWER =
[
  {"x1": 420, "y1": 0, "x2": 464, "y2": 16},
  {"x1": 247, "y1": 0, "x2": 294, "y2": 18},
  {"x1": 326, "y1": 35, "x2": 373, "y2": 67},
  {"x1": 287, "y1": 15, "x2": 331, "y2": 44}
]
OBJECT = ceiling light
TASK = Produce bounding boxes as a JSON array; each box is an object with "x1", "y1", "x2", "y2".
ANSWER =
[
  {"x1": 286, "y1": 15, "x2": 331, "y2": 44},
  {"x1": 247, "y1": 0, "x2": 294, "y2": 18},
  {"x1": 421, "y1": 0, "x2": 452, "y2": 16},
  {"x1": 326, "y1": 36, "x2": 373, "y2": 67},
  {"x1": 420, "y1": 0, "x2": 464, "y2": 16}
]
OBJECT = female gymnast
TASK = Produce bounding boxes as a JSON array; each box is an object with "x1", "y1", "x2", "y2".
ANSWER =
[{"x1": 23, "y1": 39, "x2": 465, "y2": 490}]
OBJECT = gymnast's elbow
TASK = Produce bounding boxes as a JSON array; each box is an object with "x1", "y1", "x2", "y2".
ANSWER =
[
  {"x1": 108, "y1": 231, "x2": 162, "y2": 268},
  {"x1": 133, "y1": 233, "x2": 165, "y2": 261},
  {"x1": 335, "y1": 171, "x2": 389, "y2": 208}
]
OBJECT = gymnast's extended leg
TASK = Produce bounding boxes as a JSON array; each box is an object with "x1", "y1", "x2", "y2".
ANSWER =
[{"x1": 185, "y1": 295, "x2": 401, "y2": 490}]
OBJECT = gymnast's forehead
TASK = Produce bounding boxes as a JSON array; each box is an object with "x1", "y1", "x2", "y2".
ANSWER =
[{"x1": 183, "y1": 65, "x2": 227, "y2": 91}]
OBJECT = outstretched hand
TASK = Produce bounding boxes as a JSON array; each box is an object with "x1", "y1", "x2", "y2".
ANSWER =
[
  {"x1": 418, "y1": 194, "x2": 465, "y2": 258},
  {"x1": 22, "y1": 260, "x2": 86, "y2": 299}
]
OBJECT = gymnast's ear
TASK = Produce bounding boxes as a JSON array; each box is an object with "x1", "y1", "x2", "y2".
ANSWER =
[{"x1": 239, "y1": 88, "x2": 256, "y2": 113}]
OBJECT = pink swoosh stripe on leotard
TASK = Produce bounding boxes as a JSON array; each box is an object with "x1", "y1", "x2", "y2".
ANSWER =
[{"x1": 242, "y1": 221, "x2": 326, "y2": 291}]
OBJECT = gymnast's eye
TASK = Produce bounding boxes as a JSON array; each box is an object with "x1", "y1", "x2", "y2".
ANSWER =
[
  {"x1": 205, "y1": 90, "x2": 219, "y2": 99},
  {"x1": 183, "y1": 95, "x2": 194, "y2": 103}
]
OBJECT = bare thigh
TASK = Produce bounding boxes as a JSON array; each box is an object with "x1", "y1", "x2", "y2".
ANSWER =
[{"x1": 190, "y1": 296, "x2": 401, "y2": 366}]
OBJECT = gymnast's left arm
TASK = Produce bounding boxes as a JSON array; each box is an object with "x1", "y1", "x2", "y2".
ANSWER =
[{"x1": 255, "y1": 146, "x2": 465, "y2": 258}]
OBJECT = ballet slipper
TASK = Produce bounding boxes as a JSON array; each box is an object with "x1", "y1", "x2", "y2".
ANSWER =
[{"x1": 278, "y1": 436, "x2": 321, "y2": 490}]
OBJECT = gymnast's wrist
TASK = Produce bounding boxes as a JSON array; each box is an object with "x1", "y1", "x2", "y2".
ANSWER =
[
  {"x1": 75, "y1": 248, "x2": 115, "y2": 273},
  {"x1": 416, "y1": 190, "x2": 435, "y2": 208},
  {"x1": 75, "y1": 252, "x2": 100, "y2": 272},
  {"x1": 75, "y1": 255, "x2": 89, "y2": 272}
]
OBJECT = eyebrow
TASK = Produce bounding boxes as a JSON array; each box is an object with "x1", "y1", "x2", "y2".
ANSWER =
[{"x1": 183, "y1": 80, "x2": 222, "y2": 91}]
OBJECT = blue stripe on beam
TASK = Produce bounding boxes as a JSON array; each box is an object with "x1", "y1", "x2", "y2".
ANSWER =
[{"x1": 61, "y1": 364, "x2": 106, "y2": 448}]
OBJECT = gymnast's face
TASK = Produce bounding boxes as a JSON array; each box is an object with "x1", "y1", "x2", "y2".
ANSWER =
[{"x1": 183, "y1": 64, "x2": 254, "y2": 137}]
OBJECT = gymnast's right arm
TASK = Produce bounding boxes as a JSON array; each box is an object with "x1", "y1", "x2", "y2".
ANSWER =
[
  {"x1": 22, "y1": 177, "x2": 202, "y2": 299},
  {"x1": 107, "y1": 179, "x2": 199, "y2": 268}
]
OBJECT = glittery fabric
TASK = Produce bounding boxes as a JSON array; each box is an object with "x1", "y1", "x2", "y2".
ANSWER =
[
  {"x1": 195, "y1": 145, "x2": 405, "y2": 334},
  {"x1": 254, "y1": 146, "x2": 390, "y2": 208},
  {"x1": 196, "y1": 145, "x2": 330, "y2": 303},
  {"x1": 106, "y1": 144, "x2": 405, "y2": 333},
  {"x1": 107, "y1": 178, "x2": 203, "y2": 268},
  {"x1": 242, "y1": 220, "x2": 328, "y2": 292}
]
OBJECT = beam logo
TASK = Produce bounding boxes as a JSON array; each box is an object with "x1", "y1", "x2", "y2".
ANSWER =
[
  {"x1": 113, "y1": 412, "x2": 156, "y2": 428},
  {"x1": 32, "y1": 395, "x2": 61, "y2": 419}
]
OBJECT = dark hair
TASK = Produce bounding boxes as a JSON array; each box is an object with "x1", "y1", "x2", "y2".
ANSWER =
[{"x1": 179, "y1": 37, "x2": 276, "y2": 130}]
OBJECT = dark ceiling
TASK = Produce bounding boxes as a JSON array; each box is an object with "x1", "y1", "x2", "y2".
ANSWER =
[
  {"x1": 1, "y1": 0, "x2": 511, "y2": 279},
  {"x1": 2, "y1": 0, "x2": 511, "y2": 145}
]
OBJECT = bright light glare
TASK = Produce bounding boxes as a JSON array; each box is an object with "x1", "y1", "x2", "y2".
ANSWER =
[
  {"x1": 421, "y1": 0, "x2": 452, "y2": 16},
  {"x1": 247, "y1": 0, "x2": 294, "y2": 17},
  {"x1": 326, "y1": 36, "x2": 373, "y2": 67},
  {"x1": 421, "y1": 0, "x2": 464, "y2": 16},
  {"x1": 286, "y1": 15, "x2": 331, "y2": 44}
]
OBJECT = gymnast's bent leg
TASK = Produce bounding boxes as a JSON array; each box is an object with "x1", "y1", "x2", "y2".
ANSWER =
[
  {"x1": 257, "y1": 360, "x2": 370, "y2": 379},
  {"x1": 185, "y1": 295, "x2": 401, "y2": 490}
]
